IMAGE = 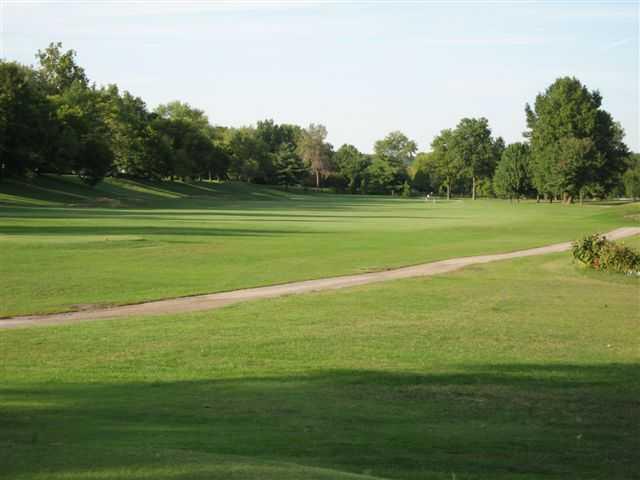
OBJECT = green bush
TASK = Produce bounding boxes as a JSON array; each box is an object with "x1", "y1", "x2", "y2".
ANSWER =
[{"x1": 572, "y1": 234, "x2": 640, "y2": 275}]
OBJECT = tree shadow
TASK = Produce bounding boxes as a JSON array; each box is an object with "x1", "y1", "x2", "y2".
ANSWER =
[
  {"x1": 0, "y1": 175, "x2": 437, "y2": 213},
  {"x1": 0, "y1": 206, "x2": 458, "y2": 223},
  {"x1": 1, "y1": 364, "x2": 638, "y2": 479},
  {"x1": 0, "y1": 224, "x2": 322, "y2": 237}
]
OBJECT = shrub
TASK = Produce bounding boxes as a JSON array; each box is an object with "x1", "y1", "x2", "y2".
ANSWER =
[{"x1": 572, "y1": 234, "x2": 640, "y2": 275}]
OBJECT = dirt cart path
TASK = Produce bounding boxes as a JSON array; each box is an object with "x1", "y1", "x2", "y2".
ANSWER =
[{"x1": 3, "y1": 227, "x2": 638, "y2": 329}]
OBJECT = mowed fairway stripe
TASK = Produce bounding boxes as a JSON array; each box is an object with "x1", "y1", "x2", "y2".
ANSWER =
[{"x1": 3, "y1": 226, "x2": 639, "y2": 329}]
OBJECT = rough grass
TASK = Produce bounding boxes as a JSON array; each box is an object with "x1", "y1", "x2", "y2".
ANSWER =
[
  {"x1": 1, "y1": 175, "x2": 638, "y2": 317},
  {"x1": 1, "y1": 246, "x2": 638, "y2": 479}
]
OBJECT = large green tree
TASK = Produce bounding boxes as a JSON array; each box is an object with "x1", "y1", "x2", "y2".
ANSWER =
[
  {"x1": 154, "y1": 101, "x2": 229, "y2": 181},
  {"x1": 430, "y1": 129, "x2": 464, "y2": 199},
  {"x1": 525, "y1": 77, "x2": 628, "y2": 202},
  {"x1": 35, "y1": 42, "x2": 88, "y2": 94},
  {"x1": 100, "y1": 85, "x2": 154, "y2": 177},
  {"x1": 368, "y1": 131, "x2": 416, "y2": 194},
  {"x1": 53, "y1": 84, "x2": 114, "y2": 184},
  {"x1": 155, "y1": 101, "x2": 210, "y2": 132},
  {"x1": 0, "y1": 61, "x2": 54, "y2": 178},
  {"x1": 410, "y1": 152, "x2": 439, "y2": 194},
  {"x1": 333, "y1": 144, "x2": 370, "y2": 193},
  {"x1": 36, "y1": 43, "x2": 114, "y2": 184},
  {"x1": 451, "y1": 117, "x2": 500, "y2": 200},
  {"x1": 225, "y1": 127, "x2": 268, "y2": 182},
  {"x1": 493, "y1": 142, "x2": 532, "y2": 201},
  {"x1": 374, "y1": 131, "x2": 417, "y2": 169},
  {"x1": 272, "y1": 142, "x2": 307, "y2": 188},
  {"x1": 255, "y1": 119, "x2": 303, "y2": 183}
]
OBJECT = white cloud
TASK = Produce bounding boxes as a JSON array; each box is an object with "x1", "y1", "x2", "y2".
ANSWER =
[{"x1": 601, "y1": 37, "x2": 634, "y2": 51}]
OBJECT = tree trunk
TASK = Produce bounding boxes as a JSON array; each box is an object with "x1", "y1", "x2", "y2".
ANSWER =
[
  {"x1": 208, "y1": 170, "x2": 212, "y2": 182},
  {"x1": 472, "y1": 176, "x2": 476, "y2": 200},
  {"x1": 315, "y1": 170, "x2": 320, "y2": 188},
  {"x1": 446, "y1": 183, "x2": 451, "y2": 200}
]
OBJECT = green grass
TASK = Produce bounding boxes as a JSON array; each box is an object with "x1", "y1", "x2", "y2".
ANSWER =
[
  {"x1": 1, "y1": 245, "x2": 638, "y2": 479},
  {"x1": 1, "y1": 175, "x2": 638, "y2": 317}
]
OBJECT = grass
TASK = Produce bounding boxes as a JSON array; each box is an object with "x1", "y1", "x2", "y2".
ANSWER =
[
  {"x1": 1, "y1": 175, "x2": 638, "y2": 317},
  {"x1": 1, "y1": 242, "x2": 638, "y2": 479}
]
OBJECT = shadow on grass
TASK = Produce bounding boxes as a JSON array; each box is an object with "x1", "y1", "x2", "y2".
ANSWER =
[
  {"x1": 0, "y1": 224, "x2": 322, "y2": 237},
  {"x1": 0, "y1": 175, "x2": 442, "y2": 212},
  {"x1": 0, "y1": 206, "x2": 459, "y2": 223},
  {"x1": 1, "y1": 364, "x2": 638, "y2": 479}
]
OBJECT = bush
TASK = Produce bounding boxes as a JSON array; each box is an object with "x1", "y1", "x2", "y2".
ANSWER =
[{"x1": 572, "y1": 234, "x2": 640, "y2": 275}]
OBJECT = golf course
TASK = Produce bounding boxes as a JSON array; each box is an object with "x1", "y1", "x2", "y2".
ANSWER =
[
  {"x1": 2, "y1": 2, "x2": 639, "y2": 478},
  {"x1": 1, "y1": 177, "x2": 639, "y2": 479},
  {"x1": 1, "y1": 176, "x2": 638, "y2": 318}
]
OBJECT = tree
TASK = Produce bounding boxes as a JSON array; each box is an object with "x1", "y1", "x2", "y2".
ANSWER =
[
  {"x1": 254, "y1": 119, "x2": 303, "y2": 183},
  {"x1": 154, "y1": 101, "x2": 228, "y2": 181},
  {"x1": 155, "y1": 101, "x2": 210, "y2": 132},
  {"x1": 32, "y1": 42, "x2": 115, "y2": 185},
  {"x1": 430, "y1": 129, "x2": 464, "y2": 199},
  {"x1": 256, "y1": 119, "x2": 301, "y2": 152},
  {"x1": 525, "y1": 77, "x2": 628, "y2": 202},
  {"x1": 100, "y1": 85, "x2": 154, "y2": 177},
  {"x1": 145, "y1": 122, "x2": 175, "y2": 179},
  {"x1": 76, "y1": 133, "x2": 113, "y2": 185},
  {"x1": 36, "y1": 42, "x2": 88, "y2": 94},
  {"x1": 410, "y1": 152, "x2": 436, "y2": 194},
  {"x1": 493, "y1": 142, "x2": 532, "y2": 201},
  {"x1": 226, "y1": 127, "x2": 267, "y2": 182},
  {"x1": 450, "y1": 117, "x2": 499, "y2": 200},
  {"x1": 366, "y1": 156, "x2": 397, "y2": 194},
  {"x1": 48, "y1": 81, "x2": 113, "y2": 184},
  {"x1": 374, "y1": 131, "x2": 417, "y2": 168},
  {"x1": 0, "y1": 61, "x2": 54, "y2": 179},
  {"x1": 623, "y1": 154, "x2": 640, "y2": 200},
  {"x1": 333, "y1": 144, "x2": 370, "y2": 193},
  {"x1": 368, "y1": 131, "x2": 416, "y2": 194},
  {"x1": 272, "y1": 142, "x2": 307, "y2": 188},
  {"x1": 298, "y1": 124, "x2": 332, "y2": 187}
]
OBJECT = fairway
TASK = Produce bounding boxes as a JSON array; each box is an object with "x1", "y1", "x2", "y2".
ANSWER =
[
  {"x1": 1, "y1": 238, "x2": 638, "y2": 479},
  {"x1": 1, "y1": 176, "x2": 638, "y2": 318},
  {"x1": 3, "y1": 3, "x2": 640, "y2": 479},
  {"x1": 1, "y1": 179, "x2": 639, "y2": 479}
]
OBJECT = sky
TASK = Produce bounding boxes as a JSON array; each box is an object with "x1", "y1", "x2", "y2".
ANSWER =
[{"x1": 1, "y1": 0, "x2": 638, "y2": 153}]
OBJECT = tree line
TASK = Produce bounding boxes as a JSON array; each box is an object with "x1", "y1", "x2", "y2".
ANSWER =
[{"x1": 1, "y1": 43, "x2": 638, "y2": 200}]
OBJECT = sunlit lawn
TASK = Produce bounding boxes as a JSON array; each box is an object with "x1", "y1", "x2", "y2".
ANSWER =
[
  {"x1": 1, "y1": 240, "x2": 638, "y2": 479},
  {"x1": 1, "y1": 175, "x2": 638, "y2": 317}
]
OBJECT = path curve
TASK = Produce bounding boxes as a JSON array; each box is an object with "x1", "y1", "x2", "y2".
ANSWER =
[{"x1": 3, "y1": 227, "x2": 639, "y2": 329}]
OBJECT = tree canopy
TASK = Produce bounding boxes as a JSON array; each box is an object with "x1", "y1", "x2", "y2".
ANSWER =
[
  {"x1": 525, "y1": 76, "x2": 628, "y2": 202},
  {"x1": 1, "y1": 44, "x2": 631, "y2": 200},
  {"x1": 493, "y1": 142, "x2": 532, "y2": 200}
]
